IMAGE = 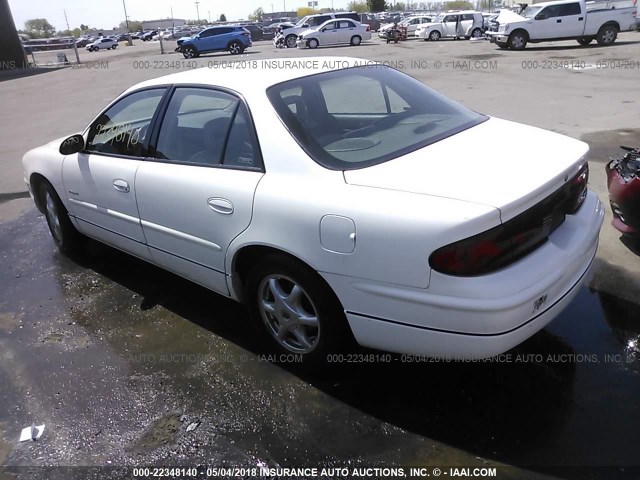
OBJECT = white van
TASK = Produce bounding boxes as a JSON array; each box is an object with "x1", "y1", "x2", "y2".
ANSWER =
[{"x1": 415, "y1": 11, "x2": 484, "y2": 40}]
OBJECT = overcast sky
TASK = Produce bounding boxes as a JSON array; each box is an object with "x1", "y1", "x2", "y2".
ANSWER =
[{"x1": 7, "y1": 0, "x2": 350, "y2": 31}]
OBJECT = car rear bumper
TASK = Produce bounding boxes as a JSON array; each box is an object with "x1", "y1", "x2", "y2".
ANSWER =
[{"x1": 322, "y1": 192, "x2": 604, "y2": 359}]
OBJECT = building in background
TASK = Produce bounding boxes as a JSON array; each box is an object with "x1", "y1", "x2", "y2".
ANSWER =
[
  {"x1": 142, "y1": 18, "x2": 186, "y2": 30},
  {"x1": 261, "y1": 12, "x2": 298, "y2": 22}
]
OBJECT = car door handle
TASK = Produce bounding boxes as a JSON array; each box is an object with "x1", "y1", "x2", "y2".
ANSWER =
[
  {"x1": 207, "y1": 197, "x2": 234, "y2": 215},
  {"x1": 578, "y1": 17, "x2": 584, "y2": 21},
  {"x1": 113, "y1": 179, "x2": 130, "y2": 193},
  {"x1": 557, "y1": 19, "x2": 562, "y2": 23}
]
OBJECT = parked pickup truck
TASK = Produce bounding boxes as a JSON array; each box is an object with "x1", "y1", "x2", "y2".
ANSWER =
[{"x1": 487, "y1": 0, "x2": 638, "y2": 50}]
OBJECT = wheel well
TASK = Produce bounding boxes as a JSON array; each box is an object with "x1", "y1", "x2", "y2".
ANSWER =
[
  {"x1": 29, "y1": 173, "x2": 48, "y2": 214},
  {"x1": 600, "y1": 21, "x2": 620, "y2": 31},
  {"x1": 231, "y1": 246, "x2": 323, "y2": 303}
]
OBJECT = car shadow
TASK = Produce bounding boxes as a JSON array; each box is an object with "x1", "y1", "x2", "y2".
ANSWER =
[
  {"x1": 192, "y1": 50, "x2": 261, "y2": 59},
  {"x1": 620, "y1": 235, "x2": 640, "y2": 256},
  {"x1": 494, "y1": 39, "x2": 640, "y2": 52},
  {"x1": 58, "y1": 237, "x2": 578, "y2": 471}
]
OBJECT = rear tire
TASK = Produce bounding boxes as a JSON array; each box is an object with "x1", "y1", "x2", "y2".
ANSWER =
[
  {"x1": 41, "y1": 181, "x2": 84, "y2": 254},
  {"x1": 596, "y1": 24, "x2": 618, "y2": 46},
  {"x1": 350, "y1": 35, "x2": 362, "y2": 46},
  {"x1": 470, "y1": 28, "x2": 483, "y2": 38},
  {"x1": 245, "y1": 254, "x2": 353, "y2": 369}
]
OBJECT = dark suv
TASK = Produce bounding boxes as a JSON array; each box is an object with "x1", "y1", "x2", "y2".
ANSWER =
[{"x1": 176, "y1": 26, "x2": 252, "y2": 58}]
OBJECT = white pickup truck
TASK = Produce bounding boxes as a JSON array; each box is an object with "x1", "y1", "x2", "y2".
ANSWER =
[{"x1": 487, "y1": 0, "x2": 638, "y2": 50}]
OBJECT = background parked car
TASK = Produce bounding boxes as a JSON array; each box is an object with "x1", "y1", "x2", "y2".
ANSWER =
[
  {"x1": 86, "y1": 38, "x2": 118, "y2": 51},
  {"x1": 238, "y1": 23, "x2": 268, "y2": 41},
  {"x1": 380, "y1": 15, "x2": 432, "y2": 39},
  {"x1": 279, "y1": 11, "x2": 361, "y2": 48},
  {"x1": 297, "y1": 19, "x2": 371, "y2": 48},
  {"x1": 141, "y1": 30, "x2": 158, "y2": 41},
  {"x1": 176, "y1": 26, "x2": 252, "y2": 58},
  {"x1": 415, "y1": 11, "x2": 484, "y2": 40},
  {"x1": 359, "y1": 13, "x2": 381, "y2": 32}
]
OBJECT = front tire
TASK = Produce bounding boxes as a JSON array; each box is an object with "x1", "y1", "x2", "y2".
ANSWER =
[
  {"x1": 350, "y1": 35, "x2": 362, "y2": 46},
  {"x1": 307, "y1": 38, "x2": 319, "y2": 49},
  {"x1": 508, "y1": 31, "x2": 528, "y2": 50},
  {"x1": 429, "y1": 30, "x2": 441, "y2": 41},
  {"x1": 182, "y1": 46, "x2": 198, "y2": 59},
  {"x1": 245, "y1": 255, "x2": 352, "y2": 368},
  {"x1": 41, "y1": 182, "x2": 84, "y2": 253},
  {"x1": 285, "y1": 34, "x2": 297, "y2": 48},
  {"x1": 596, "y1": 24, "x2": 618, "y2": 46}
]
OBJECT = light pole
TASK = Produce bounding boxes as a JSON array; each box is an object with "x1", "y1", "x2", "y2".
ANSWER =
[{"x1": 195, "y1": 1, "x2": 200, "y2": 22}]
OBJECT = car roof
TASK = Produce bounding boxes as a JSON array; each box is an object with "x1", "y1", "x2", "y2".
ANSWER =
[{"x1": 126, "y1": 57, "x2": 370, "y2": 94}]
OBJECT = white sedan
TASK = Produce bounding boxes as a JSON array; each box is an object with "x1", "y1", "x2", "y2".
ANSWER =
[
  {"x1": 22, "y1": 57, "x2": 603, "y2": 367},
  {"x1": 296, "y1": 19, "x2": 371, "y2": 48},
  {"x1": 86, "y1": 38, "x2": 118, "y2": 51}
]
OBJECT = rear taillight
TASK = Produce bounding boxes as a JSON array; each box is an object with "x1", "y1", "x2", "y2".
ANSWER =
[
  {"x1": 366, "y1": 25, "x2": 371, "y2": 31},
  {"x1": 566, "y1": 163, "x2": 589, "y2": 213},
  {"x1": 429, "y1": 220, "x2": 546, "y2": 277},
  {"x1": 430, "y1": 162, "x2": 590, "y2": 277}
]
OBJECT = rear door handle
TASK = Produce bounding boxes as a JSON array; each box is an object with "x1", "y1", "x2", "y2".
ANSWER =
[
  {"x1": 207, "y1": 197, "x2": 234, "y2": 215},
  {"x1": 557, "y1": 19, "x2": 562, "y2": 23},
  {"x1": 578, "y1": 17, "x2": 584, "y2": 20},
  {"x1": 113, "y1": 179, "x2": 130, "y2": 193}
]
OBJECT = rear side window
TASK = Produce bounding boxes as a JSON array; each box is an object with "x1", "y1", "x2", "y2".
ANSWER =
[
  {"x1": 310, "y1": 15, "x2": 331, "y2": 26},
  {"x1": 155, "y1": 88, "x2": 238, "y2": 166},
  {"x1": 558, "y1": 3, "x2": 582, "y2": 15},
  {"x1": 336, "y1": 12, "x2": 360, "y2": 21},
  {"x1": 154, "y1": 88, "x2": 261, "y2": 170},
  {"x1": 267, "y1": 66, "x2": 486, "y2": 170}
]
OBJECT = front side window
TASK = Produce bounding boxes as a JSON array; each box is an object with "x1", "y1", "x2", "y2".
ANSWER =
[
  {"x1": 267, "y1": 66, "x2": 486, "y2": 170},
  {"x1": 86, "y1": 88, "x2": 166, "y2": 157}
]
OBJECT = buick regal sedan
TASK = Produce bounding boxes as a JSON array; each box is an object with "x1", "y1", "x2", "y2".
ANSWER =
[{"x1": 22, "y1": 57, "x2": 604, "y2": 366}]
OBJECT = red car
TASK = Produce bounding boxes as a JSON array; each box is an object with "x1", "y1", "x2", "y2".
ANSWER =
[{"x1": 606, "y1": 146, "x2": 640, "y2": 237}]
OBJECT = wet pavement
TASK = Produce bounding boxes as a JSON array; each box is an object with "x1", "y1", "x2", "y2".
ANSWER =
[{"x1": 0, "y1": 204, "x2": 639, "y2": 480}]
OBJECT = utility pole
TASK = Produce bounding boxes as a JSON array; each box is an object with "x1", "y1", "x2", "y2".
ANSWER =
[
  {"x1": 122, "y1": 0, "x2": 132, "y2": 45},
  {"x1": 195, "y1": 1, "x2": 200, "y2": 22},
  {"x1": 171, "y1": 7, "x2": 175, "y2": 28},
  {"x1": 63, "y1": 9, "x2": 71, "y2": 34}
]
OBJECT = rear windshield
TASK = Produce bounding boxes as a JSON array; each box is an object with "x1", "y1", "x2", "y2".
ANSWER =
[{"x1": 266, "y1": 65, "x2": 486, "y2": 170}]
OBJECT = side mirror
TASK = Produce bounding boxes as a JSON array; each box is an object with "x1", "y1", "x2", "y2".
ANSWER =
[
  {"x1": 59, "y1": 134, "x2": 85, "y2": 155},
  {"x1": 303, "y1": 23, "x2": 309, "y2": 27},
  {"x1": 535, "y1": 13, "x2": 547, "y2": 20}
]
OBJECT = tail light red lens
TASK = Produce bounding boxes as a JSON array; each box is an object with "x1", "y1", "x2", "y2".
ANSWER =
[
  {"x1": 567, "y1": 162, "x2": 589, "y2": 213},
  {"x1": 366, "y1": 25, "x2": 371, "y2": 31},
  {"x1": 430, "y1": 163, "x2": 589, "y2": 277}
]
